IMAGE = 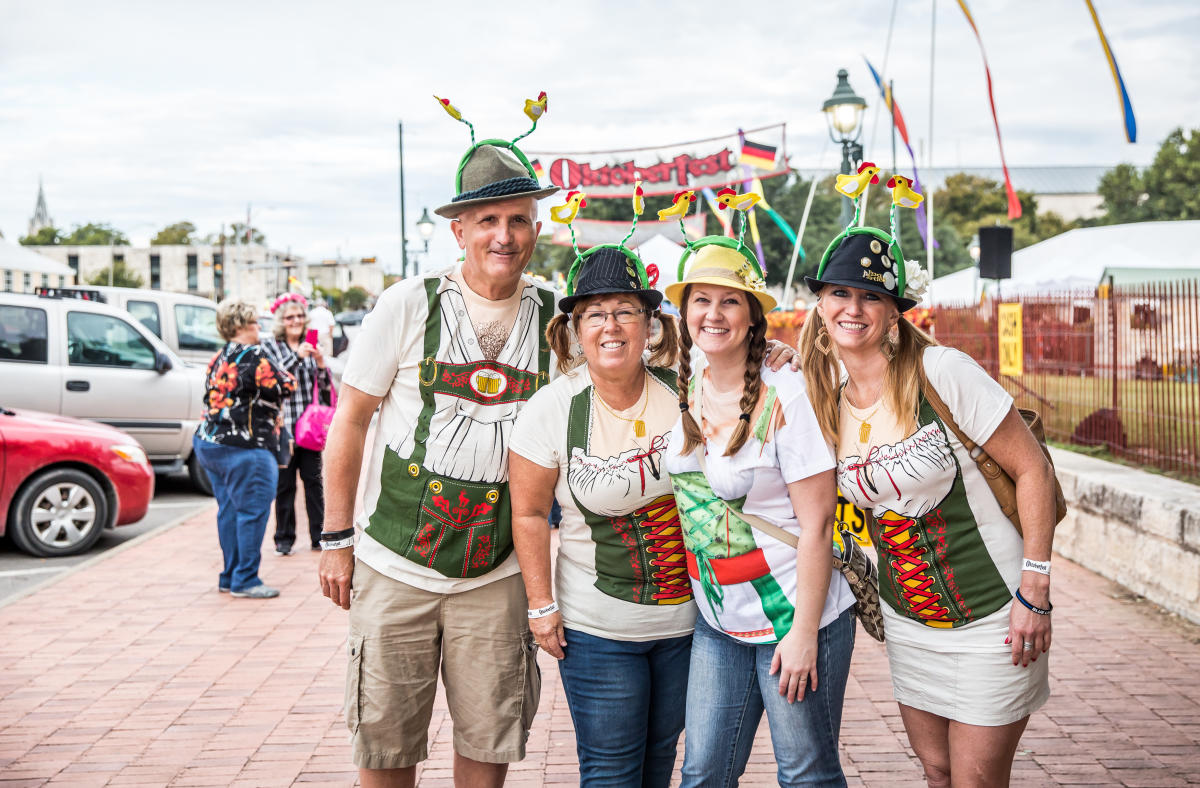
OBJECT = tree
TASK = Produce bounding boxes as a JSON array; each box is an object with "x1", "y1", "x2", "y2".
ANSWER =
[
  {"x1": 313, "y1": 285, "x2": 343, "y2": 311},
  {"x1": 151, "y1": 222, "x2": 196, "y2": 245},
  {"x1": 86, "y1": 261, "x2": 145, "y2": 288},
  {"x1": 19, "y1": 225, "x2": 63, "y2": 245},
  {"x1": 61, "y1": 223, "x2": 129, "y2": 245},
  {"x1": 1094, "y1": 127, "x2": 1200, "y2": 225},
  {"x1": 228, "y1": 222, "x2": 266, "y2": 245},
  {"x1": 343, "y1": 286, "x2": 369, "y2": 310}
]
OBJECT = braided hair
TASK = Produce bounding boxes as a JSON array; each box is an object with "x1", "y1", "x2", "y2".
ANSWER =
[{"x1": 675, "y1": 285, "x2": 768, "y2": 457}]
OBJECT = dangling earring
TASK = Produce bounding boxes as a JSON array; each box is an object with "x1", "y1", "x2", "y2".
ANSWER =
[
  {"x1": 815, "y1": 323, "x2": 832, "y2": 355},
  {"x1": 882, "y1": 331, "x2": 898, "y2": 361}
]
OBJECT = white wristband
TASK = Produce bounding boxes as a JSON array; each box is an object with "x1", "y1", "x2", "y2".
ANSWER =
[
  {"x1": 320, "y1": 537, "x2": 355, "y2": 550},
  {"x1": 1022, "y1": 557, "x2": 1051, "y2": 575},
  {"x1": 528, "y1": 601, "x2": 559, "y2": 619}
]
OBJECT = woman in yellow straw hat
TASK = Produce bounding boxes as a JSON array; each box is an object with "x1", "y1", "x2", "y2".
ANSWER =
[{"x1": 662, "y1": 202, "x2": 856, "y2": 786}]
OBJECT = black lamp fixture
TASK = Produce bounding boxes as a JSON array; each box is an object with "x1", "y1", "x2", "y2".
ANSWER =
[{"x1": 822, "y1": 68, "x2": 868, "y2": 226}]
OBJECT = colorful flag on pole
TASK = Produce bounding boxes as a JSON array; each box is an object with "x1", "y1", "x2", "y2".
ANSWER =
[
  {"x1": 738, "y1": 139, "x2": 777, "y2": 170},
  {"x1": 863, "y1": 57, "x2": 936, "y2": 249},
  {"x1": 957, "y1": 0, "x2": 1022, "y2": 220},
  {"x1": 1085, "y1": 0, "x2": 1136, "y2": 143}
]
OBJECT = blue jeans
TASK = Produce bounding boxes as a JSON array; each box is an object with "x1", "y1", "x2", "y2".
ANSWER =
[
  {"x1": 557, "y1": 628, "x2": 692, "y2": 788},
  {"x1": 193, "y1": 436, "x2": 278, "y2": 592},
  {"x1": 680, "y1": 609, "x2": 855, "y2": 788}
]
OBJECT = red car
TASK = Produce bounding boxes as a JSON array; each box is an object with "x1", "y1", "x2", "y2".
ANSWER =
[{"x1": 1, "y1": 407, "x2": 154, "y2": 557}]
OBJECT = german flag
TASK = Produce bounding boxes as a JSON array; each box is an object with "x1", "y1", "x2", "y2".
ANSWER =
[
  {"x1": 530, "y1": 158, "x2": 545, "y2": 181},
  {"x1": 739, "y1": 139, "x2": 777, "y2": 170}
]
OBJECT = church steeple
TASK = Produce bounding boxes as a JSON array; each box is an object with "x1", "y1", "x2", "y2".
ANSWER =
[{"x1": 28, "y1": 178, "x2": 52, "y2": 236}]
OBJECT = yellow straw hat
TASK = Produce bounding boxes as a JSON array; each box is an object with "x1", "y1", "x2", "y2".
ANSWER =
[{"x1": 664, "y1": 238, "x2": 777, "y2": 313}]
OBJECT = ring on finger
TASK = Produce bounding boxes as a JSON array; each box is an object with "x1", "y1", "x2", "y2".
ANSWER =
[{"x1": 1022, "y1": 641, "x2": 1034, "y2": 650}]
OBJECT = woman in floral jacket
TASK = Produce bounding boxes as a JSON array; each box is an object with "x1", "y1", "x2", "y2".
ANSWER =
[{"x1": 193, "y1": 299, "x2": 295, "y2": 599}]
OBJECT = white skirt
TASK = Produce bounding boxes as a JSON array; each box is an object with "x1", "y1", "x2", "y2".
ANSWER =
[{"x1": 885, "y1": 636, "x2": 1050, "y2": 726}]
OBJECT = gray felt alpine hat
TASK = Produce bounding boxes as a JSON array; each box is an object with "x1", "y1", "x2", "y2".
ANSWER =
[{"x1": 434, "y1": 145, "x2": 559, "y2": 219}]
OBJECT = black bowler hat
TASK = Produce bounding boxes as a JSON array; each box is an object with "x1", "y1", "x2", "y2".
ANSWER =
[
  {"x1": 558, "y1": 246, "x2": 663, "y2": 314},
  {"x1": 805, "y1": 229, "x2": 918, "y2": 312}
]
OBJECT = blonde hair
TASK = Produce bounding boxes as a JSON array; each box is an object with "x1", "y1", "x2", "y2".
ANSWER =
[
  {"x1": 272, "y1": 301, "x2": 307, "y2": 341},
  {"x1": 800, "y1": 300, "x2": 939, "y2": 446},
  {"x1": 546, "y1": 296, "x2": 680, "y2": 375},
  {"x1": 215, "y1": 299, "x2": 259, "y2": 341},
  {"x1": 675, "y1": 285, "x2": 768, "y2": 457}
]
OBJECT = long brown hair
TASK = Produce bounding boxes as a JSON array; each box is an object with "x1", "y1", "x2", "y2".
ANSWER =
[
  {"x1": 801, "y1": 301, "x2": 938, "y2": 446},
  {"x1": 676, "y1": 285, "x2": 768, "y2": 457},
  {"x1": 546, "y1": 296, "x2": 680, "y2": 375}
]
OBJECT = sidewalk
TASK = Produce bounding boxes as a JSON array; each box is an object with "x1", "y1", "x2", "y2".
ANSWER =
[{"x1": 0, "y1": 508, "x2": 1197, "y2": 787}]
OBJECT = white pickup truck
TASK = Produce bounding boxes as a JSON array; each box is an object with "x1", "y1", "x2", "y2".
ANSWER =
[{"x1": 0, "y1": 289, "x2": 211, "y2": 493}]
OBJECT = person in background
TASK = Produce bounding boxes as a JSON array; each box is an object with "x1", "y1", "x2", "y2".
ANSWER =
[
  {"x1": 194, "y1": 299, "x2": 295, "y2": 599},
  {"x1": 800, "y1": 192, "x2": 1055, "y2": 786},
  {"x1": 307, "y1": 296, "x2": 336, "y2": 358},
  {"x1": 262, "y1": 293, "x2": 333, "y2": 555}
]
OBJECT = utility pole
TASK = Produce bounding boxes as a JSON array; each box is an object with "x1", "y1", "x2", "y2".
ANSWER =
[{"x1": 399, "y1": 121, "x2": 408, "y2": 279}]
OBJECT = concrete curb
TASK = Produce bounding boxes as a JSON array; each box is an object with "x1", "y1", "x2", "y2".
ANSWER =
[{"x1": 0, "y1": 502, "x2": 216, "y2": 611}]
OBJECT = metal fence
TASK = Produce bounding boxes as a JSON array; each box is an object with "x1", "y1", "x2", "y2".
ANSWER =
[{"x1": 934, "y1": 280, "x2": 1200, "y2": 479}]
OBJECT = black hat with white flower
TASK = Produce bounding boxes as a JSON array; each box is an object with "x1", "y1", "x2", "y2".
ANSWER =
[{"x1": 805, "y1": 173, "x2": 929, "y2": 312}]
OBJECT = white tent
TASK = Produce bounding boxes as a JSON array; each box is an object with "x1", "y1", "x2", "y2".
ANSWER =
[
  {"x1": 931, "y1": 221, "x2": 1200, "y2": 305},
  {"x1": 633, "y1": 234, "x2": 685, "y2": 300},
  {"x1": 0, "y1": 238, "x2": 74, "y2": 277}
]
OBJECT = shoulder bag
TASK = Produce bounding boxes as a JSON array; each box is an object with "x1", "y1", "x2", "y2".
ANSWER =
[
  {"x1": 920, "y1": 379, "x2": 1067, "y2": 536},
  {"x1": 295, "y1": 369, "x2": 337, "y2": 452},
  {"x1": 690, "y1": 374, "x2": 884, "y2": 641}
]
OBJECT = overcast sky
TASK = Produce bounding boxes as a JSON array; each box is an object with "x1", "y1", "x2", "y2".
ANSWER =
[{"x1": 1, "y1": 0, "x2": 1196, "y2": 274}]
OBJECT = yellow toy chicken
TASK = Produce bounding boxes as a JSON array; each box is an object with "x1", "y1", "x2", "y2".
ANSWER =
[
  {"x1": 550, "y1": 191, "x2": 588, "y2": 224},
  {"x1": 632, "y1": 180, "x2": 645, "y2": 216},
  {"x1": 714, "y1": 187, "x2": 762, "y2": 212},
  {"x1": 523, "y1": 91, "x2": 548, "y2": 122},
  {"x1": 433, "y1": 95, "x2": 462, "y2": 121},
  {"x1": 887, "y1": 175, "x2": 924, "y2": 208},
  {"x1": 834, "y1": 162, "x2": 881, "y2": 199},
  {"x1": 657, "y1": 190, "x2": 697, "y2": 221}
]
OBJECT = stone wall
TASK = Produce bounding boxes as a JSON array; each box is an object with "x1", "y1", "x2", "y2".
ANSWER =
[{"x1": 1050, "y1": 447, "x2": 1200, "y2": 625}]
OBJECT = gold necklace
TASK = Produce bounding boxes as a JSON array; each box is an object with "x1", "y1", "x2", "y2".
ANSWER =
[
  {"x1": 594, "y1": 373, "x2": 650, "y2": 438},
  {"x1": 843, "y1": 382, "x2": 885, "y2": 447}
]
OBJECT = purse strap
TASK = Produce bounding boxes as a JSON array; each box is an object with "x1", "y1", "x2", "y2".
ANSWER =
[
  {"x1": 312, "y1": 365, "x2": 337, "y2": 407},
  {"x1": 692, "y1": 373, "x2": 851, "y2": 568}
]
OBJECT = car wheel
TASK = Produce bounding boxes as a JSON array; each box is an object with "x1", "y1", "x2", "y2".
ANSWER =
[
  {"x1": 8, "y1": 469, "x2": 109, "y2": 558},
  {"x1": 188, "y1": 454, "x2": 214, "y2": 496}
]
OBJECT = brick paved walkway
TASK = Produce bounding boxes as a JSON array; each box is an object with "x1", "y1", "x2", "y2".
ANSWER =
[{"x1": 1, "y1": 508, "x2": 1198, "y2": 786}]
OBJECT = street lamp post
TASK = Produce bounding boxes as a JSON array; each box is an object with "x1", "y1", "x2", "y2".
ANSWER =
[
  {"x1": 822, "y1": 69, "x2": 868, "y2": 227},
  {"x1": 405, "y1": 207, "x2": 437, "y2": 277}
]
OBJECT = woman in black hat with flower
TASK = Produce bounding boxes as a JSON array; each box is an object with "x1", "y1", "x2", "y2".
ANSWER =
[{"x1": 800, "y1": 182, "x2": 1058, "y2": 787}]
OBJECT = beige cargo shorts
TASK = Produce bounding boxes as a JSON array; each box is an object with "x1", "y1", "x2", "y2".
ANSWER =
[{"x1": 344, "y1": 560, "x2": 540, "y2": 770}]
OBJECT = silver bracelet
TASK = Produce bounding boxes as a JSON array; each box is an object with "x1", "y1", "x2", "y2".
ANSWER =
[
  {"x1": 1022, "y1": 557, "x2": 1051, "y2": 576},
  {"x1": 320, "y1": 537, "x2": 355, "y2": 550},
  {"x1": 528, "y1": 601, "x2": 559, "y2": 619}
]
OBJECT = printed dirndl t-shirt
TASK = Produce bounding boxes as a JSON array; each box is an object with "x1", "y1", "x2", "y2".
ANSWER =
[
  {"x1": 664, "y1": 363, "x2": 854, "y2": 645},
  {"x1": 510, "y1": 364, "x2": 696, "y2": 641},
  {"x1": 836, "y1": 345, "x2": 1020, "y2": 653}
]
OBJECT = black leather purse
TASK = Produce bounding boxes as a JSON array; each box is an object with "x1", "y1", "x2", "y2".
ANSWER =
[{"x1": 275, "y1": 426, "x2": 294, "y2": 468}]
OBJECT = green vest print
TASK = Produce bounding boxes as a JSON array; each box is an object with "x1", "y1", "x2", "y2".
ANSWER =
[{"x1": 564, "y1": 368, "x2": 692, "y2": 606}]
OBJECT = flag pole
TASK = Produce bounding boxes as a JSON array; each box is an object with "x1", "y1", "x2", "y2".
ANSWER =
[{"x1": 927, "y1": 0, "x2": 937, "y2": 305}]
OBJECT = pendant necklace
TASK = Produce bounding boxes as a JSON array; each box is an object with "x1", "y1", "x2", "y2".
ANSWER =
[
  {"x1": 844, "y1": 382, "x2": 884, "y2": 449},
  {"x1": 595, "y1": 374, "x2": 650, "y2": 438}
]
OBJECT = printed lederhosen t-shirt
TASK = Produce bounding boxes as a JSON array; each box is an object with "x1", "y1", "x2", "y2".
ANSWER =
[
  {"x1": 663, "y1": 363, "x2": 855, "y2": 645},
  {"x1": 836, "y1": 345, "x2": 1020, "y2": 652},
  {"x1": 342, "y1": 265, "x2": 557, "y2": 594},
  {"x1": 509, "y1": 365, "x2": 696, "y2": 641}
]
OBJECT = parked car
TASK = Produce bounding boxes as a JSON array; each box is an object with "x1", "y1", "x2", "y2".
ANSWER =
[
  {"x1": 0, "y1": 290, "x2": 211, "y2": 494},
  {"x1": 0, "y1": 406, "x2": 154, "y2": 557},
  {"x1": 50, "y1": 286, "x2": 223, "y2": 366}
]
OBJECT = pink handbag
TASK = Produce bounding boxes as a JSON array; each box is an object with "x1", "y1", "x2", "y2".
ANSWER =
[{"x1": 295, "y1": 370, "x2": 336, "y2": 451}]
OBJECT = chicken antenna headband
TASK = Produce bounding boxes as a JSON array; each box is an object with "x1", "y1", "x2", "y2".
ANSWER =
[
  {"x1": 433, "y1": 92, "x2": 548, "y2": 191},
  {"x1": 816, "y1": 188, "x2": 909, "y2": 297},
  {"x1": 555, "y1": 182, "x2": 652, "y2": 298}
]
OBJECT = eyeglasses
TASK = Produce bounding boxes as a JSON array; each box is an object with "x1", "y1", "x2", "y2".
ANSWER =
[
  {"x1": 283, "y1": 314, "x2": 307, "y2": 322},
  {"x1": 579, "y1": 308, "x2": 647, "y2": 328}
]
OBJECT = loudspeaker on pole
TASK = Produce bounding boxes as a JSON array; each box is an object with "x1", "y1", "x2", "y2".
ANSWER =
[{"x1": 978, "y1": 226, "x2": 1013, "y2": 280}]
